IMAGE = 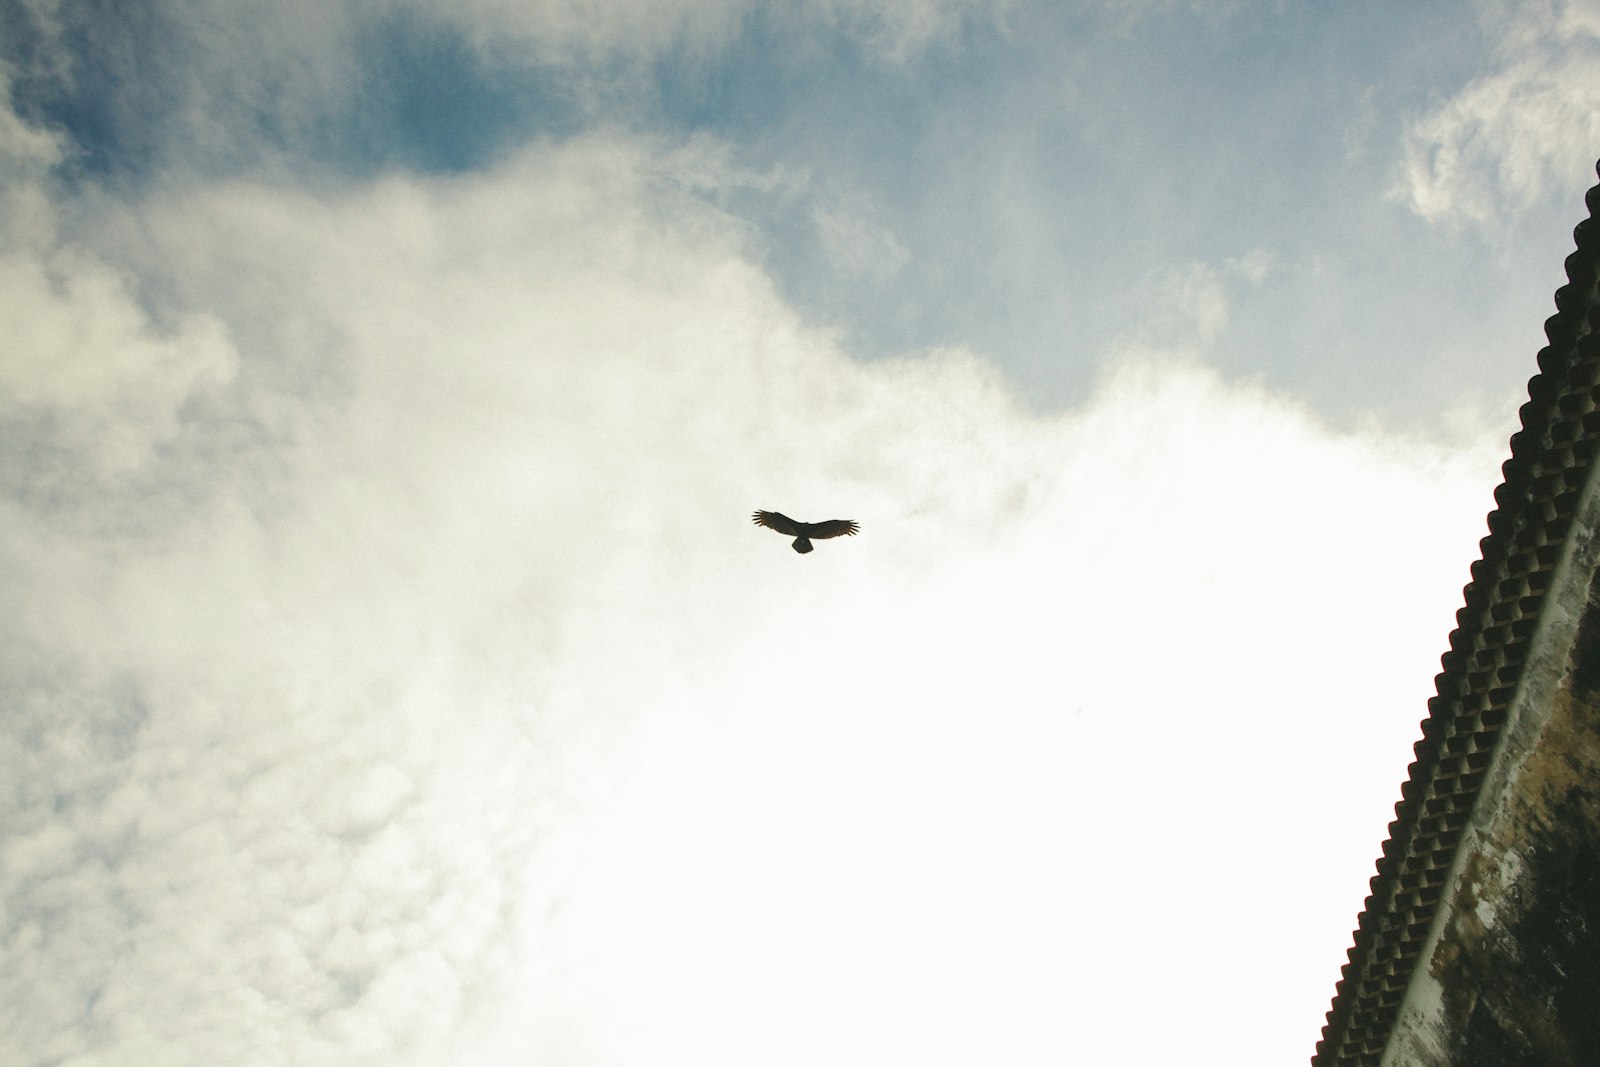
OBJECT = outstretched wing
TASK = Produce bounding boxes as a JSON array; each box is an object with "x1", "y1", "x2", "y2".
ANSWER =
[
  {"x1": 804, "y1": 519, "x2": 859, "y2": 540},
  {"x1": 752, "y1": 510, "x2": 803, "y2": 536}
]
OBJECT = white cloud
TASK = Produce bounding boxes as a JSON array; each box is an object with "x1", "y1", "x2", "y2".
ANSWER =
[
  {"x1": 796, "y1": 0, "x2": 1011, "y2": 61},
  {"x1": 1, "y1": 122, "x2": 1511, "y2": 1067},
  {"x1": 0, "y1": 250, "x2": 238, "y2": 475},
  {"x1": 0, "y1": 69, "x2": 62, "y2": 176},
  {"x1": 424, "y1": 0, "x2": 747, "y2": 65},
  {"x1": 812, "y1": 202, "x2": 912, "y2": 281},
  {"x1": 433, "y1": 0, "x2": 1010, "y2": 64},
  {"x1": 1226, "y1": 247, "x2": 1274, "y2": 286},
  {"x1": 0, "y1": 66, "x2": 65, "y2": 253},
  {"x1": 1396, "y1": 0, "x2": 1600, "y2": 226},
  {"x1": 0, "y1": 75, "x2": 239, "y2": 480},
  {"x1": 1113, "y1": 261, "x2": 1234, "y2": 353}
]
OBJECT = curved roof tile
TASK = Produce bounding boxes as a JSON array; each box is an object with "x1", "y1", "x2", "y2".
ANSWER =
[{"x1": 1313, "y1": 159, "x2": 1600, "y2": 1066}]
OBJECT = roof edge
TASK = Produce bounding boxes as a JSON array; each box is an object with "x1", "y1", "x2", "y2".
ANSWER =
[{"x1": 1313, "y1": 160, "x2": 1600, "y2": 1066}]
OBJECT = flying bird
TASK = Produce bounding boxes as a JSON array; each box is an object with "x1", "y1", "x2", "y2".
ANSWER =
[{"x1": 752, "y1": 510, "x2": 860, "y2": 554}]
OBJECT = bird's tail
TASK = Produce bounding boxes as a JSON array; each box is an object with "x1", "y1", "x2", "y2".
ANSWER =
[{"x1": 791, "y1": 537, "x2": 814, "y2": 554}]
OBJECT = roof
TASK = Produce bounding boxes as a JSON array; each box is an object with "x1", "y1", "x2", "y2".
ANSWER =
[{"x1": 1313, "y1": 161, "x2": 1600, "y2": 1066}]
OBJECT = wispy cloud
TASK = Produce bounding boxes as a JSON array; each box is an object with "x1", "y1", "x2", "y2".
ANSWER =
[{"x1": 1396, "y1": 0, "x2": 1600, "y2": 226}]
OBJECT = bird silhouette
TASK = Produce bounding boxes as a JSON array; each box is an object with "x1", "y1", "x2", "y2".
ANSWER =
[{"x1": 752, "y1": 510, "x2": 859, "y2": 554}]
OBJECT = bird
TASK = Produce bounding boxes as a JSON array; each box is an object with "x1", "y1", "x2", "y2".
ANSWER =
[{"x1": 752, "y1": 510, "x2": 860, "y2": 554}]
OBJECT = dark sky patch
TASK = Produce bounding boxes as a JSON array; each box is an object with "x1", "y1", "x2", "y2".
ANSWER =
[
  {"x1": 340, "y1": 13, "x2": 585, "y2": 176},
  {"x1": 0, "y1": 0, "x2": 585, "y2": 182}
]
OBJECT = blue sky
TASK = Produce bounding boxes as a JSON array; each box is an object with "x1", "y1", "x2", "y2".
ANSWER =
[
  {"x1": 2, "y1": 1, "x2": 1599, "y2": 1065},
  {"x1": 10, "y1": 0, "x2": 1591, "y2": 416}
]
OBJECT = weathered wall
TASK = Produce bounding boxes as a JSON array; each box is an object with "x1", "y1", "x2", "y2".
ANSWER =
[{"x1": 1381, "y1": 469, "x2": 1600, "y2": 1065}]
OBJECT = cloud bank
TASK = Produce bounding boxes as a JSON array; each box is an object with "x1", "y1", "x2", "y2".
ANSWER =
[{"x1": 0, "y1": 75, "x2": 1513, "y2": 1064}]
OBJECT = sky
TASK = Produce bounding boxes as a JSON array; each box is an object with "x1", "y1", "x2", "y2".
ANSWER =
[{"x1": 1, "y1": 1, "x2": 1598, "y2": 1064}]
